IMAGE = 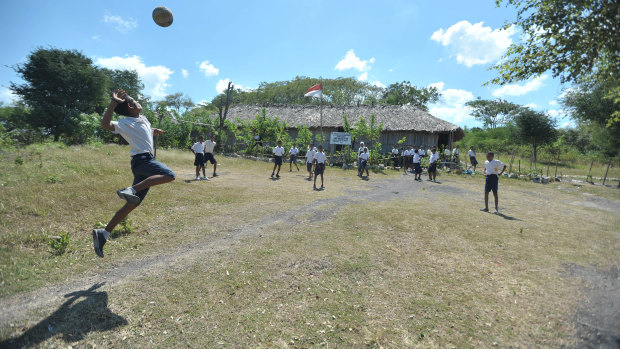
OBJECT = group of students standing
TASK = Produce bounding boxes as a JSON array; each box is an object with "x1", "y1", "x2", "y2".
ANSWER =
[
  {"x1": 190, "y1": 135, "x2": 218, "y2": 180},
  {"x1": 271, "y1": 141, "x2": 327, "y2": 190}
]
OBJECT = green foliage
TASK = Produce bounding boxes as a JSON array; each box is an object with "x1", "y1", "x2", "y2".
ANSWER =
[
  {"x1": 296, "y1": 125, "x2": 313, "y2": 153},
  {"x1": 14, "y1": 156, "x2": 23, "y2": 165},
  {"x1": 48, "y1": 232, "x2": 71, "y2": 255},
  {"x1": 232, "y1": 108, "x2": 293, "y2": 155},
  {"x1": 112, "y1": 217, "x2": 134, "y2": 238},
  {"x1": 513, "y1": 109, "x2": 557, "y2": 162},
  {"x1": 397, "y1": 137, "x2": 407, "y2": 145},
  {"x1": 45, "y1": 174, "x2": 61, "y2": 184},
  {"x1": 465, "y1": 98, "x2": 520, "y2": 128},
  {"x1": 381, "y1": 81, "x2": 440, "y2": 110},
  {"x1": 490, "y1": 0, "x2": 619, "y2": 85}
]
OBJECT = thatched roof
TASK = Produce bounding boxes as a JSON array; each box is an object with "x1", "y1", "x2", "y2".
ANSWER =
[{"x1": 225, "y1": 104, "x2": 464, "y2": 140}]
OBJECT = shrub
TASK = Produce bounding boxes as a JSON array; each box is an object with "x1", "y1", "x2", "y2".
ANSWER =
[{"x1": 48, "y1": 232, "x2": 71, "y2": 255}]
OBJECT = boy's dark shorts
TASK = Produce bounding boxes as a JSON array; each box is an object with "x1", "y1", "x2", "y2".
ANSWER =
[
  {"x1": 414, "y1": 162, "x2": 422, "y2": 174},
  {"x1": 204, "y1": 152, "x2": 217, "y2": 164},
  {"x1": 290, "y1": 155, "x2": 297, "y2": 163},
  {"x1": 307, "y1": 162, "x2": 313, "y2": 172},
  {"x1": 428, "y1": 163, "x2": 437, "y2": 173},
  {"x1": 314, "y1": 163, "x2": 325, "y2": 175},
  {"x1": 470, "y1": 156, "x2": 478, "y2": 166},
  {"x1": 274, "y1": 155, "x2": 283, "y2": 165},
  {"x1": 131, "y1": 153, "x2": 175, "y2": 205},
  {"x1": 194, "y1": 153, "x2": 205, "y2": 166},
  {"x1": 485, "y1": 174, "x2": 499, "y2": 194}
]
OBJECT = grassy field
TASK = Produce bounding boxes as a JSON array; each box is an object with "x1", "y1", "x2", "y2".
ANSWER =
[{"x1": 1, "y1": 144, "x2": 619, "y2": 348}]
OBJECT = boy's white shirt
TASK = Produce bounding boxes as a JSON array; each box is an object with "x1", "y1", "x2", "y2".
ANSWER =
[
  {"x1": 392, "y1": 148, "x2": 399, "y2": 154},
  {"x1": 204, "y1": 140, "x2": 216, "y2": 153},
  {"x1": 191, "y1": 142, "x2": 204, "y2": 153},
  {"x1": 306, "y1": 148, "x2": 316, "y2": 163},
  {"x1": 429, "y1": 152, "x2": 439, "y2": 163},
  {"x1": 289, "y1": 147, "x2": 299, "y2": 155},
  {"x1": 444, "y1": 149, "x2": 451, "y2": 155},
  {"x1": 273, "y1": 146, "x2": 285, "y2": 156},
  {"x1": 111, "y1": 115, "x2": 154, "y2": 156},
  {"x1": 404, "y1": 149, "x2": 411, "y2": 156},
  {"x1": 485, "y1": 159, "x2": 505, "y2": 175},
  {"x1": 419, "y1": 149, "x2": 426, "y2": 156},
  {"x1": 468, "y1": 149, "x2": 475, "y2": 157},
  {"x1": 359, "y1": 152, "x2": 369, "y2": 161},
  {"x1": 453, "y1": 148, "x2": 459, "y2": 155},
  {"x1": 413, "y1": 153, "x2": 421, "y2": 163},
  {"x1": 358, "y1": 146, "x2": 368, "y2": 154},
  {"x1": 314, "y1": 151, "x2": 327, "y2": 163}
]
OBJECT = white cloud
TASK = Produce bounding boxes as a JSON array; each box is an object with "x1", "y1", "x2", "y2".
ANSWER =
[
  {"x1": 215, "y1": 79, "x2": 249, "y2": 94},
  {"x1": 524, "y1": 103, "x2": 538, "y2": 109},
  {"x1": 372, "y1": 81, "x2": 386, "y2": 88},
  {"x1": 197, "y1": 100, "x2": 209, "y2": 106},
  {"x1": 103, "y1": 14, "x2": 137, "y2": 33},
  {"x1": 0, "y1": 87, "x2": 18, "y2": 104},
  {"x1": 357, "y1": 72, "x2": 368, "y2": 81},
  {"x1": 96, "y1": 55, "x2": 173, "y2": 99},
  {"x1": 199, "y1": 60, "x2": 219, "y2": 77},
  {"x1": 491, "y1": 75, "x2": 547, "y2": 97},
  {"x1": 431, "y1": 20, "x2": 515, "y2": 67},
  {"x1": 181, "y1": 69, "x2": 189, "y2": 78},
  {"x1": 335, "y1": 49, "x2": 375, "y2": 72},
  {"x1": 91, "y1": 35, "x2": 101, "y2": 41},
  {"x1": 549, "y1": 100, "x2": 558, "y2": 106},
  {"x1": 427, "y1": 81, "x2": 475, "y2": 124}
]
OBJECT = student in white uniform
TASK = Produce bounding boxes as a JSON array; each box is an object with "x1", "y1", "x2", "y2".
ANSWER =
[
  {"x1": 357, "y1": 142, "x2": 368, "y2": 175},
  {"x1": 358, "y1": 147, "x2": 370, "y2": 177},
  {"x1": 271, "y1": 140, "x2": 285, "y2": 178},
  {"x1": 289, "y1": 142, "x2": 300, "y2": 172},
  {"x1": 306, "y1": 143, "x2": 316, "y2": 179},
  {"x1": 191, "y1": 136, "x2": 207, "y2": 180},
  {"x1": 481, "y1": 152, "x2": 506, "y2": 214},
  {"x1": 412, "y1": 148, "x2": 422, "y2": 181},
  {"x1": 391, "y1": 145, "x2": 399, "y2": 168},
  {"x1": 452, "y1": 145, "x2": 460, "y2": 164},
  {"x1": 93, "y1": 89, "x2": 175, "y2": 258},
  {"x1": 313, "y1": 145, "x2": 327, "y2": 190},
  {"x1": 203, "y1": 134, "x2": 218, "y2": 177},
  {"x1": 402, "y1": 147, "x2": 411, "y2": 173},
  {"x1": 427, "y1": 147, "x2": 439, "y2": 182},
  {"x1": 468, "y1": 146, "x2": 478, "y2": 172},
  {"x1": 419, "y1": 146, "x2": 426, "y2": 158}
]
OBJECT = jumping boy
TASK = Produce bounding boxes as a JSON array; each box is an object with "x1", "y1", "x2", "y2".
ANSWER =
[
  {"x1": 191, "y1": 136, "x2": 207, "y2": 180},
  {"x1": 481, "y1": 152, "x2": 506, "y2": 214},
  {"x1": 313, "y1": 145, "x2": 327, "y2": 190},
  {"x1": 428, "y1": 147, "x2": 439, "y2": 182},
  {"x1": 204, "y1": 134, "x2": 218, "y2": 177},
  {"x1": 289, "y1": 142, "x2": 300, "y2": 172},
  {"x1": 272, "y1": 140, "x2": 285, "y2": 178},
  {"x1": 306, "y1": 143, "x2": 316, "y2": 179},
  {"x1": 93, "y1": 89, "x2": 175, "y2": 258},
  {"x1": 358, "y1": 147, "x2": 370, "y2": 177}
]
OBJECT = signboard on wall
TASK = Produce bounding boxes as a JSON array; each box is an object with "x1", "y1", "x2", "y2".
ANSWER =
[{"x1": 330, "y1": 132, "x2": 352, "y2": 145}]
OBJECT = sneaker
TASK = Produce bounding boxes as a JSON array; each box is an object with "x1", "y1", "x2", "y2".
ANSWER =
[
  {"x1": 117, "y1": 187, "x2": 140, "y2": 205},
  {"x1": 212, "y1": 173, "x2": 218, "y2": 177},
  {"x1": 494, "y1": 209, "x2": 500, "y2": 214},
  {"x1": 202, "y1": 176, "x2": 209, "y2": 181},
  {"x1": 92, "y1": 229, "x2": 107, "y2": 258},
  {"x1": 276, "y1": 174, "x2": 280, "y2": 178},
  {"x1": 271, "y1": 173, "x2": 274, "y2": 178},
  {"x1": 480, "y1": 208, "x2": 489, "y2": 212},
  {"x1": 195, "y1": 176, "x2": 200, "y2": 180}
]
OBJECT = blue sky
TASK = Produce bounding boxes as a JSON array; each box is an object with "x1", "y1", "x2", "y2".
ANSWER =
[{"x1": 0, "y1": 0, "x2": 572, "y2": 128}]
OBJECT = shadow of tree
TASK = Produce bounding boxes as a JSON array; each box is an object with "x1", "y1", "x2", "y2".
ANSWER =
[{"x1": 0, "y1": 283, "x2": 127, "y2": 348}]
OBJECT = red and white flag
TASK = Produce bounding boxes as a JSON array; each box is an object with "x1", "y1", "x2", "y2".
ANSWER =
[{"x1": 304, "y1": 83, "x2": 323, "y2": 98}]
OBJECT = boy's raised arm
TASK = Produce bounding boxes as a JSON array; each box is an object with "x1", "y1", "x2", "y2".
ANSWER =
[{"x1": 102, "y1": 89, "x2": 125, "y2": 131}]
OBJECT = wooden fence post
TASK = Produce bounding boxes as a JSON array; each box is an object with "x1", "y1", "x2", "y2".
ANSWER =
[
  {"x1": 587, "y1": 159, "x2": 594, "y2": 183},
  {"x1": 602, "y1": 161, "x2": 611, "y2": 185}
]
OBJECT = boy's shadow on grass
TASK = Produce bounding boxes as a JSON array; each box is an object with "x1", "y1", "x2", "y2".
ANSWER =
[
  {"x1": 495, "y1": 212, "x2": 520, "y2": 221},
  {"x1": 269, "y1": 177, "x2": 281, "y2": 181},
  {"x1": 0, "y1": 283, "x2": 127, "y2": 348}
]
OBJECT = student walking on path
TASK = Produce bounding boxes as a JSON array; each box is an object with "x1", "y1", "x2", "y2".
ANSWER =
[
  {"x1": 289, "y1": 143, "x2": 300, "y2": 172},
  {"x1": 271, "y1": 140, "x2": 285, "y2": 178},
  {"x1": 313, "y1": 145, "x2": 327, "y2": 190},
  {"x1": 358, "y1": 148, "x2": 370, "y2": 177}
]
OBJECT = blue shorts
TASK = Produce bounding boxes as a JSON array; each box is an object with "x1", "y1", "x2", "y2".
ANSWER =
[
  {"x1": 428, "y1": 163, "x2": 437, "y2": 173},
  {"x1": 315, "y1": 163, "x2": 325, "y2": 175},
  {"x1": 194, "y1": 153, "x2": 204, "y2": 166},
  {"x1": 470, "y1": 156, "x2": 478, "y2": 166},
  {"x1": 307, "y1": 162, "x2": 313, "y2": 172},
  {"x1": 131, "y1": 153, "x2": 175, "y2": 205},
  {"x1": 290, "y1": 155, "x2": 297, "y2": 163},
  {"x1": 204, "y1": 152, "x2": 217, "y2": 164},
  {"x1": 414, "y1": 162, "x2": 422, "y2": 174},
  {"x1": 485, "y1": 174, "x2": 499, "y2": 193},
  {"x1": 274, "y1": 156, "x2": 283, "y2": 165}
]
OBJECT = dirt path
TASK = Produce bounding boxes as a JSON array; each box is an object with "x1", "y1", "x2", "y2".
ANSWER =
[{"x1": 1, "y1": 174, "x2": 453, "y2": 326}]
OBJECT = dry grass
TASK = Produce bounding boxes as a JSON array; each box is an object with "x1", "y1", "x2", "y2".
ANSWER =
[{"x1": 1, "y1": 144, "x2": 619, "y2": 348}]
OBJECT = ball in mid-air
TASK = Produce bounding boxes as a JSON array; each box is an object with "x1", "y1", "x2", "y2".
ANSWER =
[{"x1": 152, "y1": 6, "x2": 173, "y2": 27}]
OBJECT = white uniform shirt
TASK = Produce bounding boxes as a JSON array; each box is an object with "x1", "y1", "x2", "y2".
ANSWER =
[
  {"x1": 453, "y1": 148, "x2": 459, "y2": 155},
  {"x1": 314, "y1": 151, "x2": 327, "y2": 164},
  {"x1": 419, "y1": 149, "x2": 426, "y2": 156},
  {"x1": 204, "y1": 140, "x2": 216, "y2": 153},
  {"x1": 485, "y1": 159, "x2": 505, "y2": 175},
  {"x1": 359, "y1": 152, "x2": 369, "y2": 161},
  {"x1": 191, "y1": 142, "x2": 204, "y2": 154},
  {"x1": 111, "y1": 115, "x2": 154, "y2": 156},
  {"x1": 306, "y1": 148, "x2": 316, "y2": 163},
  {"x1": 429, "y1": 152, "x2": 439, "y2": 164},
  {"x1": 392, "y1": 148, "x2": 399, "y2": 155},
  {"x1": 273, "y1": 146, "x2": 285, "y2": 156},
  {"x1": 468, "y1": 149, "x2": 476, "y2": 157},
  {"x1": 403, "y1": 149, "x2": 411, "y2": 157},
  {"x1": 358, "y1": 146, "x2": 368, "y2": 155},
  {"x1": 444, "y1": 149, "x2": 451, "y2": 156},
  {"x1": 289, "y1": 147, "x2": 299, "y2": 156},
  {"x1": 413, "y1": 152, "x2": 421, "y2": 163}
]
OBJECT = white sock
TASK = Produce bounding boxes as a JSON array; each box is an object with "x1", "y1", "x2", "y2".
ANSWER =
[
  {"x1": 102, "y1": 229, "x2": 110, "y2": 240},
  {"x1": 128, "y1": 187, "x2": 136, "y2": 194}
]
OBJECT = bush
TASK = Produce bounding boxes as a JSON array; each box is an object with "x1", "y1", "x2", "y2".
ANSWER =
[{"x1": 48, "y1": 232, "x2": 71, "y2": 255}]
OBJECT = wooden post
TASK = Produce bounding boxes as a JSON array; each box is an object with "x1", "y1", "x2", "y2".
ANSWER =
[
  {"x1": 518, "y1": 159, "x2": 520, "y2": 173},
  {"x1": 554, "y1": 148, "x2": 561, "y2": 179},
  {"x1": 587, "y1": 159, "x2": 594, "y2": 183},
  {"x1": 602, "y1": 160, "x2": 611, "y2": 185},
  {"x1": 546, "y1": 153, "x2": 551, "y2": 177}
]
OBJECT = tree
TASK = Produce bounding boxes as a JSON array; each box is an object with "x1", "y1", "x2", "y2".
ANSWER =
[
  {"x1": 465, "y1": 98, "x2": 520, "y2": 128},
  {"x1": 103, "y1": 69, "x2": 144, "y2": 103},
  {"x1": 380, "y1": 81, "x2": 440, "y2": 110},
  {"x1": 490, "y1": 0, "x2": 620, "y2": 85},
  {"x1": 164, "y1": 92, "x2": 194, "y2": 114},
  {"x1": 10, "y1": 48, "x2": 109, "y2": 141},
  {"x1": 514, "y1": 108, "x2": 557, "y2": 163}
]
